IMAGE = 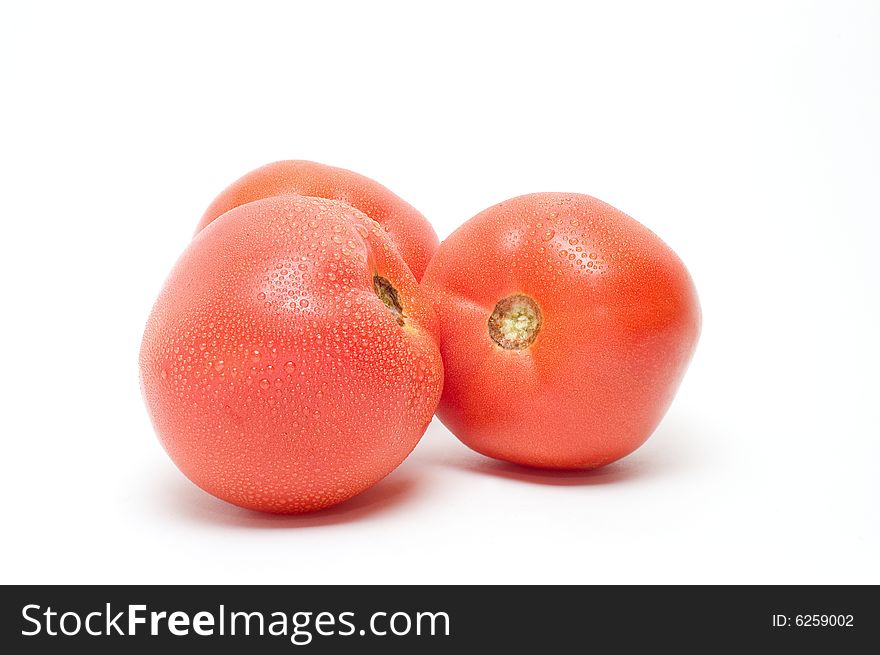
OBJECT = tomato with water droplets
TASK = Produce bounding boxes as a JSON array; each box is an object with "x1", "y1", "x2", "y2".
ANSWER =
[
  {"x1": 140, "y1": 195, "x2": 443, "y2": 513},
  {"x1": 197, "y1": 160, "x2": 438, "y2": 280},
  {"x1": 422, "y1": 193, "x2": 700, "y2": 469}
]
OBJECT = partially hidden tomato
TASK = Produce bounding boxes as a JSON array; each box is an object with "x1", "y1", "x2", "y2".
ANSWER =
[
  {"x1": 140, "y1": 195, "x2": 443, "y2": 513},
  {"x1": 197, "y1": 160, "x2": 438, "y2": 280},
  {"x1": 421, "y1": 193, "x2": 700, "y2": 470}
]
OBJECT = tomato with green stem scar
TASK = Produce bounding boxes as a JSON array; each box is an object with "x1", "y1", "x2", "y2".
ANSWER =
[{"x1": 422, "y1": 193, "x2": 700, "y2": 469}]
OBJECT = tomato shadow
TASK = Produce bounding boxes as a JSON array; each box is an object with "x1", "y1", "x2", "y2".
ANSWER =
[
  {"x1": 449, "y1": 457, "x2": 645, "y2": 486},
  {"x1": 152, "y1": 468, "x2": 423, "y2": 529}
]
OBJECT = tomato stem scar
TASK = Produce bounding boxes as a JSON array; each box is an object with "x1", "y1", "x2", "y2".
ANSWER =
[
  {"x1": 488, "y1": 294, "x2": 542, "y2": 350},
  {"x1": 373, "y1": 275, "x2": 405, "y2": 326}
]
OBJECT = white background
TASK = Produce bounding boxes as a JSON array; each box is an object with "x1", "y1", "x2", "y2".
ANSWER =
[{"x1": 1, "y1": 1, "x2": 877, "y2": 584}]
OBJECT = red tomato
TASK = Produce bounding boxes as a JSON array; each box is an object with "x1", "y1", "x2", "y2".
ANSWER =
[
  {"x1": 197, "y1": 160, "x2": 438, "y2": 280},
  {"x1": 140, "y1": 195, "x2": 443, "y2": 513},
  {"x1": 421, "y1": 193, "x2": 700, "y2": 469}
]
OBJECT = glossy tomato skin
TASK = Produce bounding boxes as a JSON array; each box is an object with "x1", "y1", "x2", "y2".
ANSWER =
[
  {"x1": 422, "y1": 193, "x2": 700, "y2": 470},
  {"x1": 141, "y1": 196, "x2": 442, "y2": 513},
  {"x1": 197, "y1": 160, "x2": 438, "y2": 280}
]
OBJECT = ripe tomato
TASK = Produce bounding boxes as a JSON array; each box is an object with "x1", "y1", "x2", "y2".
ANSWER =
[
  {"x1": 140, "y1": 195, "x2": 443, "y2": 513},
  {"x1": 421, "y1": 193, "x2": 700, "y2": 469},
  {"x1": 197, "y1": 160, "x2": 438, "y2": 280}
]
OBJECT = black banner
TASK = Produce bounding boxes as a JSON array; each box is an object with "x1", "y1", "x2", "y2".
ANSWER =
[{"x1": 1, "y1": 585, "x2": 875, "y2": 652}]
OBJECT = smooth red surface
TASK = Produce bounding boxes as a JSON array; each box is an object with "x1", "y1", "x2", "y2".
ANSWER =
[
  {"x1": 141, "y1": 196, "x2": 443, "y2": 513},
  {"x1": 422, "y1": 193, "x2": 701, "y2": 469},
  {"x1": 197, "y1": 160, "x2": 438, "y2": 280}
]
